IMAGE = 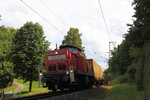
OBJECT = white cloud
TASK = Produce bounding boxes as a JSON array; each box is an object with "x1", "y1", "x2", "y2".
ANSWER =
[{"x1": 0, "y1": 0, "x2": 134, "y2": 70}]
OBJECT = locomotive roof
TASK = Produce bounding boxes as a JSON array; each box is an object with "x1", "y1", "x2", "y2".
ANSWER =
[{"x1": 59, "y1": 45, "x2": 82, "y2": 51}]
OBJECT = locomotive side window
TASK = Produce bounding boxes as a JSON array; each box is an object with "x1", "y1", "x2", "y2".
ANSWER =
[
  {"x1": 48, "y1": 54, "x2": 66, "y2": 60},
  {"x1": 80, "y1": 51, "x2": 84, "y2": 57}
]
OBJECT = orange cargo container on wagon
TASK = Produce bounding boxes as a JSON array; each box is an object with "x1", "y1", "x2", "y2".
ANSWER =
[{"x1": 86, "y1": 59, "x2": 103, "y2": 81}]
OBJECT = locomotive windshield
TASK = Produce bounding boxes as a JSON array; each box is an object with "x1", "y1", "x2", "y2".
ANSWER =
[
  {"x1": 68, "y1": 48, "x2": 78, "y2": 54},
  {"x1": 61, "y1": 48, "x2": 78, "y2": 54},
  {"x1": 48, "y1": 54, "x2": 66, "y2": 60}
]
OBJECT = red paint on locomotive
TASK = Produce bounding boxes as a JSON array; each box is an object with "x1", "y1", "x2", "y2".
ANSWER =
[{"x1": 46, "y1": 45, "x2": 88, "y2": 74}]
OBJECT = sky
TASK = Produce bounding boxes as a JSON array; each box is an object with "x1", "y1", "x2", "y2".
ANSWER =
[{"x1": 0, "y1": 0, "x2": 134, "y2": 70}]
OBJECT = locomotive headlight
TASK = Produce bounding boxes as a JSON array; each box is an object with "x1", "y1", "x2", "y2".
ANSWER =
[
  {"x1": 39, "y1": 73, "x2": 43, "y2": 76},
  {"x1": 70, "y1": 70, "x2": 74, "y2": 73},
  {"x1": 69, "y1": 66, "x2": 74, "y2": 73},
  {"x1": 66, "y1": 71, "x2": 69, "y2": 74},
  {"x1": 55, "y1": 51, "x2": 58, "y2": 54}
]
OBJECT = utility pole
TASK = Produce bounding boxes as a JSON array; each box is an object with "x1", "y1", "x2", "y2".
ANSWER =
[
  {"x1": 0, "y1": 15, "x2": 1, "y2": 21},
  {"x1": 109, "y1": 42, "x2": 111, "y2": 58},
  {"x1": 109, "y1": 41, "x2": 116, "y2": 58},
  {"x1": 108, "y1": 41, "x2": 116, "y2": 85}
]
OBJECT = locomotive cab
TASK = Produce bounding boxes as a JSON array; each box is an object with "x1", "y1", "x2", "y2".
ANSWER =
[{"x1": 43, "y1": 45, "x2": 83, "y2": 91}]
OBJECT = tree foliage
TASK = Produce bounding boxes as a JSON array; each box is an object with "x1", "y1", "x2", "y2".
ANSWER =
[
  {"x1": 0, "y1": 26, "x2": 16, "y2": 89},
  {"x1": 0, "y1": 26, "x2": 16, "y2": 99},
  {"x1": 62, "y1": 28, "x2": 86, "y2": 57},
  {"x1": 62, "y1": 28, "x2": 83, "y2": 49},
  {"x1": 11, "y1": 22, "x2": 50, "y2": 92},
  {"x1": 109, "y1": 39, "x2": 132, "y2": 75},
  {"x1": 109, "y1": 0, "x2": 150, "y2": 99}
]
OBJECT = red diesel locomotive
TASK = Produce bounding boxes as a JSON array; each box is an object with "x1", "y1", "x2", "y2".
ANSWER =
[{"x1": 42, "y1": 45, "x2": 103, "y2": 91}]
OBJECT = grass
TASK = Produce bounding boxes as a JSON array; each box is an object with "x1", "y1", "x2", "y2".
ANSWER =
[
  {"x1": 12, "y1": 79, "x2": 50, "y2": 97},
  {"x1": 89, "y1": 79, "x2": 144, "y2": 100},
  {"x1": 109, "y1": 83, "x2": 144, "y2": 100},
  {"x1": 107, "y1": 77, "x2": 144, "y2": 100}
]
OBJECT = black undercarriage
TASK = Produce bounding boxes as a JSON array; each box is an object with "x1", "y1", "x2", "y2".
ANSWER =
[{"x1": 43, "y1": 71, "x2": 95, "y2": 92}]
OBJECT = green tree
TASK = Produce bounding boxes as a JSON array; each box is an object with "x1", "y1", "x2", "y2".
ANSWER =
[
  {"x1": 62, "y1": 28, "x2": 86, "y2": 57},
  {"x1": 132, "y1": 0, "x2": 150, "y2": 98},
  {"x1": 109, "y1": 39, "x2": 132, "y2": 76},
  {"x1": 12, "y1": 22, "x2": 50, "y2": 92},
  {"x1": 109, "y1": 0, "x2": 150, "y2": 99},
  {"x1": 128, "y1": 47, "x2": 143, "y2": 89},
  {"x1": 0, "y1": 26, "x2": 16, "y2": 99}
]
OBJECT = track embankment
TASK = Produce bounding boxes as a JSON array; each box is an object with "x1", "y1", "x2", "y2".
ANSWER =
[
  {"x1": 43, "y1": 86, "x2": 111, "y2": 100},
  {"x1": 10, "y1": 85, "x2": 111, "y2": 100}
]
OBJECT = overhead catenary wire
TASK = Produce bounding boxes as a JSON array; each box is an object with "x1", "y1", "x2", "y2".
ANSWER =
[
  {"x1": 97, "y1": 0, "x2": 112, "y2": 42},
  {"x1": 84, "y1": 45, "x2": 108, "y2": 60},
  {"x1": 40, "y1": 0, "x2": 69, "y2": 29},
  {"x1": 97, "y1": 0, "x2": 117, "y2": 59},
  {"x1": 21, "y1": 0, "x2": 65, "y2": 35}
]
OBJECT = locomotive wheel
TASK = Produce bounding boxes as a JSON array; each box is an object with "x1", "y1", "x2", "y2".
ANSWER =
[
  {"x1": 52, "y1": 86, "x2": 56, "y2": 92},
  {"x1": 74, "y1": 85, "x2": 80, "y2": 91},
  {"x1": 52, "y1": 84, "x2": 58, "y2": 92},
  {"x1": 69, "y1": 86, "x2": 73, "y2": 91},
  {"x1": 60, "y1": 87, "x2": 64, "y2": 91},
  {"x1": 48, "y1": 86, "x2": 51, "y2": 90},
  {"x1": 52, "y1": 88, "x2": 56, "y2": 92},
  {"x1": 69, "y1": 85, "x2": 78, "y2": 91}
]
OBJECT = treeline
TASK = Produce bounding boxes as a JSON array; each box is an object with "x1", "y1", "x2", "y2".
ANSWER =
[
  {"x1": 0, "y1": 26, "x2": 16, "y2": 95},
  {"x1": 0, "y1": 22, "x2": 50, "y2": 94},
  {"x1": 109, "y1": 0, "x2": 150, "y2": 99}
]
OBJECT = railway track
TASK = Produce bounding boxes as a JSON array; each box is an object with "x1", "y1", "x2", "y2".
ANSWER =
[
  {"x1": 9, "y1": 90, "x2": 70, "y2": 100},
  {"x1": 9, "y1": 88, "x2": 89, "y2": 100}
]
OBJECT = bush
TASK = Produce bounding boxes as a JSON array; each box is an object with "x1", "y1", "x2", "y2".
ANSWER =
[{"x1": 118, "y1": 74, "x2": 128, "y2": 84}]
